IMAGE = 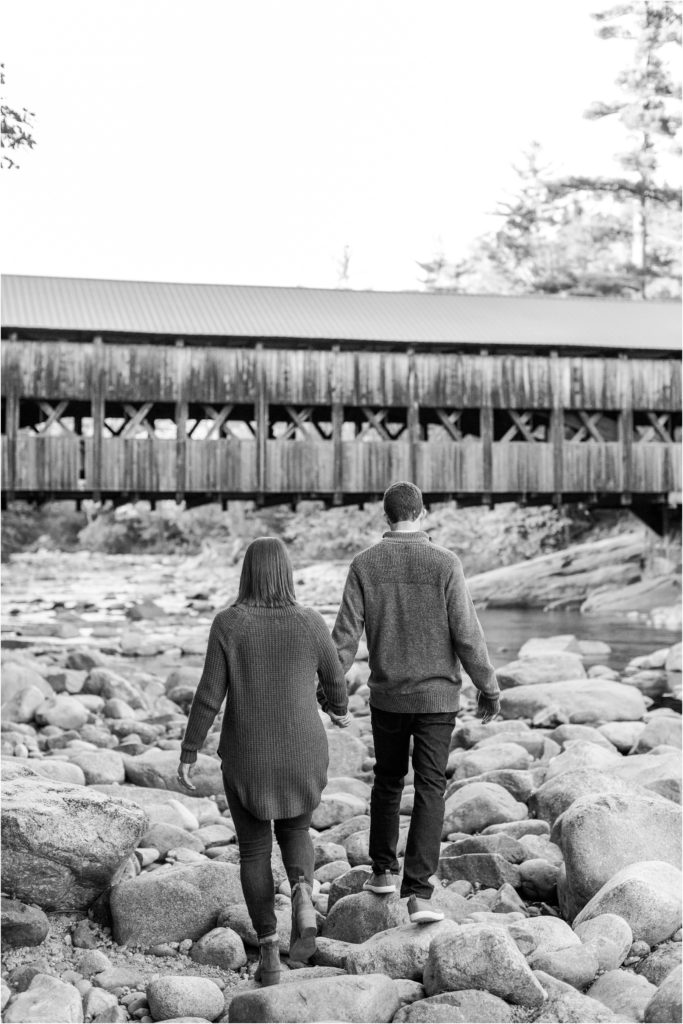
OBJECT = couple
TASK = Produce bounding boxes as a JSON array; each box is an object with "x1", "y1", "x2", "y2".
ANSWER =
[{"x1": 177, "y1": 481, "x2": 501, "y2": 986}]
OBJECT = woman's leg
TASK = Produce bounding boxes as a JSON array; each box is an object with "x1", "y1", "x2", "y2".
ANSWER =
[
  {"x1": 224, "y1": 786, "x2": 277, "y2": 940},
  {"x1": 274, "y1": 809, "x2": 315, "y2": 888}
]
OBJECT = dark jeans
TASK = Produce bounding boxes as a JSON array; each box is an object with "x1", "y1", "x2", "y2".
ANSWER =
[
  {"x1": 369, "y1": 706, "x2": 456, "y2": 899},
  {"x1": 224, "y1": 782, "x2": 314, "y2": 940}
]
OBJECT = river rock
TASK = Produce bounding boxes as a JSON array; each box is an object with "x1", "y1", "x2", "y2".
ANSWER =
[
  {"x1": 437, "y1": 853, "x2": 521, "y2": 890},
  {"x1": 311, "y1": 792, "x2": 368, "y2": 829},
  {"x1": 597, "y1": 721, "x2": 645, "y2": 752},
  {"x1": 228, "y1": 973, "x2": 401, "y2": 1023},
  {"x1": 451, "y1": 743, "x2": 532, "y2": 780},
  {"x1": 424, "y1": 923, "x2": 546, "y2": 1005},
  {"x1": 482, "y1": 819, "x2": 550, "y2": 838},
  {"x1": 92, "y1": 785, "x2": 217, "y2": 827},
  {"x1": 529, "y1": 768, "x2": 652, "y2": 826},
  {"x1": 123, "y1": 749, "x2": 222, "y2": 798},
  {"x1": 573, "y1": 861, "x2": 682, "y2": 946},
  {"x1": 189, "y1": 926, "x2": 247, "y2": 969},
  {"x1": 3, "y1": 974, "x2": 84, "y2": 1023},
  {"x1": 141, "y1": 822, "x2": 204, "y2": 855},
  {"x1": 68, "y1": 750, "x2": 126, "y2": 785},
  {"x1": 499, "y1": 679, "x2": 647, "y2": 725},
  {"x1": 544, "y1": 740, "x2": 623, "y2": 780},
  {"x1": 147, "y1": 976, "x2": 223, "y2": 1022},
  {"x1": 110, "y1": 860, "x2": 243, "y2": 945},
  {"x1": 2, "y1": 775, "x2": 147, "y2": 910},
  {"x1": 635, "y1": 941, "x2": 682, "y2": 985},
  {"x1": 633, "y1": 717, "x2": 682, "y2": 752},
  {"x1": 441, "y1": 833, "x2": 528, "y2": 863},
  {"x1": 644, "y1": 966, "x2": 683, "y2": 1023},
  {"x1": 528, "y1": 944, "x2": 599, "y2": 990},
  {"x1": 326, "y1": 730, "x2": 368, "y2": 778},
  {"x1": 452, "y1": 719, "x2": 531, "y2": 750},
  {"x1": 323, "y1": 776, "x2": 372, "y2": 801},
  {"x1": 2, "y1": 686, "x2": 51, "y2": 725},
  {"x1": 573, "y1": 914, "x2": 633, "y2": 972},
  {"x1": 393, "y1": 990, "x2": 513, "y2": 1023},
  {"x1": 555, "y1": 792, "x2": 682, "y2": 917},
  {"x1": 510, "y1": 915, "x2": 581, "y2": 955},
  {"x1": 82, "y1": 987, "x2": 119, "y2": 1020},
  {"x1": 343, "y1": 829, "x2": 372, "y2": 867},
  {"x1": 609, "y1": 750, "x2": 681, "y2": 803},
  {"x1": 443, "y1": 782, "x2": 527, "y2": 835},
  {"x1": 497, "y1": 653, "x2": 586, "y2": 688},
  {"x1": 548, "y1": 724, "x2": 617, "y2": 751},
  {"x1": 10, "y1": 757, "x2": 87, "y2": 787},
  {"x1": 322, "y1": 814, "x2": 371, "y2": 846},
  {"x1": 587, "y1": 969, "x2": 658, "y2": 1021},
  {"x1": 345, "y1": 919, "x2": 458, "y2": 980},
  {"x1": 322, "y1": 891, "x2": 408, "y2": 943},
  {"x1": 2, "y1": 661, "x2": 53, "y2": 700},
  {"x1": 82, "y1": 668, "x2": 147, "y2": 709},
  {"x1": 1, "y1": 897, "x2": 50, "y2": 949},
  {"x1": 327, "y1": 866, "x2": 372, "y2": 910},
  {"x1": 533, "y1": 971, "x2": 618, "y2": 1023}
]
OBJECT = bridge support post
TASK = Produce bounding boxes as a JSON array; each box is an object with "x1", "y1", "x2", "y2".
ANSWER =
[
  {"x1": 550, "y1": 350, "x2": 564, "y2": 505},
  {"x1": 331, "y1": 346, "x2": 343, "y2": 504},
  {"x1": 619, "y1": 354, "x2": 633, "y2": 503},
  {"x1": 5, "y1": 383, "x2": 18, "y2": 506},
  {"x1": 480, "y1": 351, "x2": 492, "y2": 502},
  {"x1": 255, "y1": 343, "x2": 268, "y2": 502},
  {"x1": 175, "y1": 339, "x2": 187, "y2": 505},
  {"x1": 407, "y1": 348, "x2": 420, "y2": 485},
  {"x1": 92, "y1": 336, "x2": 105, "y2": 503}
]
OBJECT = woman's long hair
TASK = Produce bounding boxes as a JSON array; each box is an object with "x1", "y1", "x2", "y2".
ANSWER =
[{"x1": 235, "y1": 537, "x2": 297, "y2": 607}]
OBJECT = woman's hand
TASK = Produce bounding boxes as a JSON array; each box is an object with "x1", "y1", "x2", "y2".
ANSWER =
[
  {"x1": 177, "y1": 761, "x2": 197, "y2": 791},
  {"x1": 328, "y1": 711, "x2": 351, "y2": 729}
]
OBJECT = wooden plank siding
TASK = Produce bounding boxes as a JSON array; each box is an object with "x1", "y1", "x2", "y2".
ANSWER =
[{"x1": 1, "y1": 337, "x2": 680, "y2": 503}]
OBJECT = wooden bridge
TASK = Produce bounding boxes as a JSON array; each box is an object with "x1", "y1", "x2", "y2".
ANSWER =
[{"x1": 2, "y1": 275, "x2": 681, "y2": 530}]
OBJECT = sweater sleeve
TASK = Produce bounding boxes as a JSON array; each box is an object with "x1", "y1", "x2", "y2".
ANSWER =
[
  {"x1": 180, "y1": 616, "x2": 229, "y2": 764},
  {"x1": 445, "y1": 559, "x2": 500, "y2": 699},
  {"x1": 313, "y1": 616, "x2": 349, "y2": 717},
  {"x1": 331, "y1": 563, "x2": 365, "y2": 673}
]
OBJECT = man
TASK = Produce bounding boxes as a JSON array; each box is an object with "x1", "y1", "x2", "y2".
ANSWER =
[{"x1": 332, "y1": 481, "x2": 500, "y2": 923}]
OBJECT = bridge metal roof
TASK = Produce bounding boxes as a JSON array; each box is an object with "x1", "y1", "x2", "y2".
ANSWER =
[{"x1": 1, "y1": 273, "x2": 681, "y2": 351}]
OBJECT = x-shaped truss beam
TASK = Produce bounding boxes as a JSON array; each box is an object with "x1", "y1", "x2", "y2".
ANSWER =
[
  {"x1": 31, "y1": 400, "x2": 76, "y2": 435},
  {"x1": 636, "y1": 413, "x2": 674, "y2": 443}
]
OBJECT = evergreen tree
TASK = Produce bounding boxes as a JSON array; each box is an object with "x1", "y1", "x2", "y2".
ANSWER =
[{"x1": 1, "y1": 64, "x2": 36, "y2": 170}]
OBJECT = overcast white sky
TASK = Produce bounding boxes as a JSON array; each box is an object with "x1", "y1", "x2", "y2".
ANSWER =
[{"x1": 1, "y1": 0, "x2": 674, "y2": 290}]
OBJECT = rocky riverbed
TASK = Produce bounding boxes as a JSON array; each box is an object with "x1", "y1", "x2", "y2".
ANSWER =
[{"x1": 1, "y1": 549, "x2": 682, "y2": 1023}]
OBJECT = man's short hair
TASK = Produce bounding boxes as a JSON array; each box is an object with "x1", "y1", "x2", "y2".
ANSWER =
[{"x1": 383, "y1": 481, "x2": 424, "y2": 523}]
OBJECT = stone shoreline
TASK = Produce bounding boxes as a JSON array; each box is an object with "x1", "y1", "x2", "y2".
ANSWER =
[{"x1": 1, "y1": 551, "x2": 681, "y2": 1023}]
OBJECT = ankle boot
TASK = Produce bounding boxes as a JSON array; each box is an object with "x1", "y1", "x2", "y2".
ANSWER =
[
  {"x1": 254, "y1": 934, "x2": 280, "y2": 986},
  {"x1": 289, "y1": 875, "x2": 317, "y2": 961}
]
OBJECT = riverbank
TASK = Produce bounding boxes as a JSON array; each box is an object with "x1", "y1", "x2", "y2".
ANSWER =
[{"x1": 1, "y1": 549, "x2": 681, "y2": 1023}]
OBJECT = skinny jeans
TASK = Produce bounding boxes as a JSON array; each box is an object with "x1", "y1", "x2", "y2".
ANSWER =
[
  {"x1": 369, "y1": 706, "x2": 456, "y2": 899},
  {"x1": 224, "y1": 780, "x2": 315, "y2": 940}
]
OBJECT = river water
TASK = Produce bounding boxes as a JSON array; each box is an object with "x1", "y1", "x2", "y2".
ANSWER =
[{"x1": 479, "y1": 606, "x2": 680, "y2": 672}]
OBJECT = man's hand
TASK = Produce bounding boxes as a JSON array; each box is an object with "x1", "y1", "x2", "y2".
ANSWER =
[
  {"x1": 328, "y1": 711, "x2": 352, "y2": 729},
  {"x1": 177, "y1": 761, "x2": 197, "y2": 791},
  {"x1": 476, "y1": 692, "x2": 501, "y2": 725}
]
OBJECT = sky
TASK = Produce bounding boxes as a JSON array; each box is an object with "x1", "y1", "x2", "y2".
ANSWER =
[{"x1": 0, "y1": 0, "x2": 675, "y2": 291}]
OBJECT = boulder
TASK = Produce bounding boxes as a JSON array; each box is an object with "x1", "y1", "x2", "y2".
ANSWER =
[
  {"x1": 323, "y1": 776, "x2": 372, "y2": 801},
  {"x1": 327, "y1": 866, "x2": 373, "y2": 911},
  {"x1": 529, "y1": 768, "x2": 654, "y2": 826},
  {"x1": 543, "y1": 741, "x2": 622, "y2": 781},
  {"x1": 227, "y1": 973, "x2": 401, "y2": 1023},
  {"x1": 509, "y1": 915, "x2": 581, "y2": 955},
  {"x1": 482, "y1": 819, "x2": 550, "y2": 839},
  {"x1": 517, "y1": 636, "x2": 582, "y2": 657},
  {"x1": 9, "y1": 757, "x2": 86, "y2": 787},
  {"x1": 437, "y1": 853, "x2": 521, "y2": 890},
  {"x1": 140, "y1": 822, "x2": 204, "y2": 856},
  {"x1": 548, "y1": 724, "x2": 617, "y2": 751},
  {"x1": 123, "y1": 749, "x2": 223, "y2": 798},
  {"x1": 528, "y1": 944, "x2": 599, "y2": 991},
  {"x1": 573, "y1": 861, "x2": 682, "y2": 946},
  {"x1": 451, "y1": 743, "x2": 532, "y2": 781},
  {"x1": 311, "y1": 792, "x2": 367, "y2": 829},
  {"x1": 3, "y1": 974, "x2": 84, "y2": 1023},
  {"x1": 497, "y1": 653, "x2": 586, "y2": 688},
  {"x1": 441, "y1": 833, "x2": 528, "y2": 863},
  {"x1": 326, "y1": 731, "x2": 368, "y2": 778},
  {"x1": 587, "y1": 969, "x2": 658, "y2": 1022},
  {"x1": 81, "y1": 988, "x2": 119, "y2": 1020},
  {"x1": 217, "y1": 893, "x2": 292, "y2": 952},
  {"x1": 68, "y1": 750, "x2": 126, "y2": 785},
  {"x1": 1, "y1": 897, "x2": 49, "y2": 949},
  {"x1": 322, "y1": 891, "x2": 408, "y2": 943},
  {"x1": 499, "y1": 679, "x2": 647, "y2": 726},
  {"x1": 452, "y1": 719, "x2": 531, "y2": 750},
  {"x1": 393, "y1": 990, "x2": 513, "y2": 1023},
  {"x1": 82, "y1": 668, "x2": 147, "y2": 709},
  {"x1": 555, "y1": 792, "x2": 681, "y2": 918},
  {"x1": 189, "y1": 927, "x2": 247, "y2": 970},
  {"x1": 2, "y1": 775, "x2": 147, "y2": 910},
  {"x1": 147, "y1": 976, "x2": 224, "y2": 1022},
  {"x1": 609, "y1": 750, "x2": 681, "y2": 803},
  {"x1": 633, "y1": 717, "x2": 682, "y2": 753},
  {"x1": 644, "y1": 966, "x2": 682, "y2": 1024},
  {"x1": 443, "y1": 782, "x2": 527, "y2": 836},
  {"x1": 345, "y1": 919, "x2": 458, "y2": 981},
  {"x1": 91, "y1": 784, "x2": 221, "y2": 824},
  {"x1": 635, "y1": 941, "x2": 683, "y2": 986},
  {"x1": 110, "y1": 860, "x2": 243, "y2": 946},
  {"x1": 665, "y1": 643, "x2": 682, "y2": 673},
  {"x1": 532, "y1": 970, "x2": 619, "y2": 1023},
  {"x1": 573, "y1": 914, "x2": 633, "y2": 972},
  {"x1": 424, "y1": 923, "x2": 547, "y2": 1006},
  {"x1": 597, "y1": 721, "x2": 646, "y2": 753}
]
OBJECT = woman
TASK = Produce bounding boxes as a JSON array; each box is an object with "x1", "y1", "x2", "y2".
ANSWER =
[{"x1": 177, "y1": 537, "x2": 349, "y2": 986}]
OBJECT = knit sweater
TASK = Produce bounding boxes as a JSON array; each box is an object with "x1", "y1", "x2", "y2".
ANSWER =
[
  {"x1": 332, "y1": 531, "x2": 499, "y2": 714},
  {"x1": 180, "y1": 603, "x2": 348, "y2": 820}
]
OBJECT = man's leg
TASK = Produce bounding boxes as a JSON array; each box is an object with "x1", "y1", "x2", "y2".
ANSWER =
[
  {"x1": 368, "y1": 706, "x2": 412, "y2": 878},
  {"x1": 224, "y1": 785, "x2": 277, "y2": 939},
  {"x1": 400, "y1": 711, "x2": 456, "y2": 899}
]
